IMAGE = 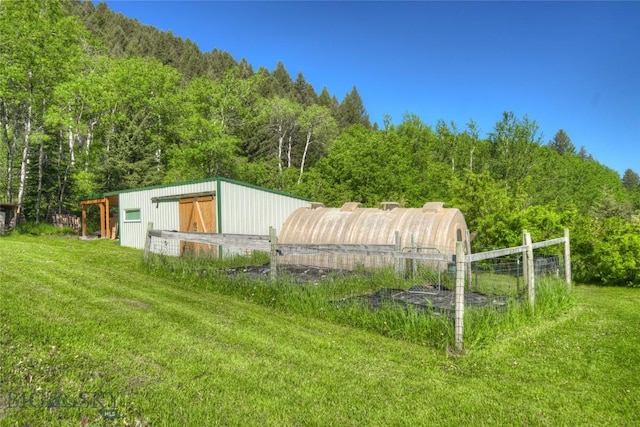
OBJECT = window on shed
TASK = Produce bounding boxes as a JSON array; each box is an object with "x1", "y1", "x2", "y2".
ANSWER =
[{"x1": 124, "y1": 209, "x2": 141, "y2": 222}]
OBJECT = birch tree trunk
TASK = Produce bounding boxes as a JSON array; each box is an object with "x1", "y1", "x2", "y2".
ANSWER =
[
  {"x1": 16, "y1": 103, "x2": 31, "y2": 219},
  {"x1": 35, "y1": 136, "x2": 45, "y2": 223},
  {"x1": 57, "y1": 128, "x2": 71, "y2": 213},
  {"x1": 298, "y1": 128, "x2": 312, "y2": 184},
  {"x1": 277, "y1": 123, "x2": 284, "y2": 172},
  {"x1": 85, "y1": 119, "x2": 96, "y2": 172},
  {"x1": 1, "y1": 101, "x2": 16, "y2": 202},
  {"x1": 68, "y1": 126, "x2": 75, "y2": 165}
]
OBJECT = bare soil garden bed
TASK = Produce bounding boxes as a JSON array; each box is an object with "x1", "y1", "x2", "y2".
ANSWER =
[
  {"x1": 224, "y1": 264, "x2": 509, "y2": 313},
  {"x1": 339, "y1": 285, "x2": 509, "y2": 315}
]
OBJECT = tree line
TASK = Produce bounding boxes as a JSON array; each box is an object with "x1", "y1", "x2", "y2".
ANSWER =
[{"x1": 1, "y1": 0, "x2": 638, "y2": 286}]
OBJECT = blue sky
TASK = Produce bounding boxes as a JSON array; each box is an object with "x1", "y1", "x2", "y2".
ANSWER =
[{"x1": 102, "y1": 1, "x2": 639, "y2": 176}]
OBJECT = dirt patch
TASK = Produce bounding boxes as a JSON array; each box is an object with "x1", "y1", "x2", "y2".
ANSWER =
[{"x1": 224, "y1": 264, "x2": 357, "y2": 281}]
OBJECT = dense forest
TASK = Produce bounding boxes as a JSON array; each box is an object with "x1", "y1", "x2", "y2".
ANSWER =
[{"x1": 1, "y1": 0, "x2": 639, "y2": 286}]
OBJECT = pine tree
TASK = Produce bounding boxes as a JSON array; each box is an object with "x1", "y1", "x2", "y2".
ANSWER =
[
  {"x1": 293, "y1": 72, "x2": 318, "y2": 107},
  {"x1": 318, "y1": 87, "x2": 339, "y2": 117},
  {"x1": 548, "y1": 129, "x2": 575, "y2": 155},
  {"x1": 237, "y1": 58, "x2": 254, "y2": 79},
  {"x1": 336, "y1": 86, "x2": 370, "y2": 129},
  {"x1": 272, "y1": 61, "x2": 295, "y2": 99},
  {"x1": 622, "y1": 169, "x2": 640, "y2": 191}
]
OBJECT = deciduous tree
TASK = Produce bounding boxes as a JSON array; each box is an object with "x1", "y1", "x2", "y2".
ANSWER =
[
  {"x1": 488, "y1": 112, "x2": 542, "y2": 190},
  {"x1": 297, "y1": 105, "x2": 337, "y2": 184}
]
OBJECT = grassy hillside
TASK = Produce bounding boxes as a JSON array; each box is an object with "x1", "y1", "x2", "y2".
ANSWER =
[{"x1": 0, "y1": 235, "x2": 638, "y2": 426}]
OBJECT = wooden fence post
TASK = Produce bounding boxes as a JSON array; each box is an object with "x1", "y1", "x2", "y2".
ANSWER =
[
  {"x1": 81, "y1": 207, "x2": 87, "y2": 237},
  {"x1": 465, "y1": 229, "x2": 472, "y2": 291},
  {"x1": 564, "y1": 228, "x2": 572, "y2": 289},
  {"x1": 523, "y1": 230, "x2": 535, "y2": 307},
  {"x1": 455, "y1": 241, "x2": 465, "y2": 353},
  {"x1": 522, "y1": 230, "x2": 528, "y2": 297},
  {"x1": 269, "y1": 226, "x2": 277, "y2": 281},
  {"x1": 410, "y1": 234, "x2": 417, "y2": 279},
  {"x1": 394, "y1": 230, "x2": 403, "y2": 276},
  {"x1": 144, "y1": 222, "x2": 153, "y2": 262}
]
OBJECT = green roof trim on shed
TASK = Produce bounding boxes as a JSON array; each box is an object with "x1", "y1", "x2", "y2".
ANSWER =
[
  {"x1": 80, "y1": 190, "x2": 120, "y2": 201},
  {"x1": 80, "y1": 176, "x2": 312, "y2": 202},
  {"x1": 216, "y1": 179, "x2": 223, "y2": 235}
]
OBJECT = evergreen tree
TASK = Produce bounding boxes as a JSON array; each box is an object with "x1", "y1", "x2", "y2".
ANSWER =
[
  {"x1": 178, "y1": 39, "x2": 206, "y2": 81},
  {"x1": 578, "y1": 145, "x2": 594, "y2": 162},
  {"x1": 336, "y1": 86, "x2": 370, "y2": 129},
  {"x1": 205, "y1": 49, "x2": 237, "y2": 79},
  {"x1": 548, "y1": 129, "x2": 575, "y2": 155},
  {"x1": 237, "y1": 58, "x2": 254, "y2": 79},
  {"x1": 272, "y1": 61, "x2": 295, "y2": 99},
  {"x1": 622, "y1": 168, "x2": 640, "y2": 191},
  {"x1": 318, "y1": 86, "x2": 339, "y2": 118},
  {"x1": 293, "y1": 72, "x2": 318, "y2": 107}
]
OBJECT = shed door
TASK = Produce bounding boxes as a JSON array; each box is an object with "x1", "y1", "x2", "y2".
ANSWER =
[{"x1": 179, "y1": 196, "x2": 216, "y2": 256}]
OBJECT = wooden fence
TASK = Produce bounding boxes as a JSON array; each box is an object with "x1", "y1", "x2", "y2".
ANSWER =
[
  {"x1": 51, "y1": 213, "x2": 81, "y2": 232},
  {"x1": 145, "y1": 223, "x2": 571, "y2": 353}
]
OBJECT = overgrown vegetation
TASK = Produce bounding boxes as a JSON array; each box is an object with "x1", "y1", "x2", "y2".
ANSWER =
[
  {"x1": 143, "y1": 252, "x2": 574, "y2": 350},
  {"x1": 1, "y1": 235, "x2": 638, "y2": 426},
  {"x1": 10, "y1": 222, "x2": 78, "y2": 237}
]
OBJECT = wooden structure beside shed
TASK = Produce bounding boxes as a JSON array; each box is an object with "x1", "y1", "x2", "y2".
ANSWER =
[
  {"x1": 80, "y1": 195, "x2": 119, "y2": 239},
  {"x1": 0, "y1": 203, "x2": 19, "y2": 233}
]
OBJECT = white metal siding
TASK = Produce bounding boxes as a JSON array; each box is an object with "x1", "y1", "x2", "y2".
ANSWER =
[{"x1": 218, "y1": 181, "x2": 310, "y2": 235}]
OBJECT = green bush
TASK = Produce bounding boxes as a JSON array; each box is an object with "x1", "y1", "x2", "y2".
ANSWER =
[{"x1": 572, "y1": 215, "x2": 640, "y2": 287}]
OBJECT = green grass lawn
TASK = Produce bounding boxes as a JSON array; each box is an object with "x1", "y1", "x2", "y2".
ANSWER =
[{"x1": 0, "y1": 235, "x2": 638, "y2": 426}]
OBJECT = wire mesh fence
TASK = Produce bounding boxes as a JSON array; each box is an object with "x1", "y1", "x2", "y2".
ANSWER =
[
  {"x1": 146, "y1": 230, "x2": 568, "y2": 298},
  {"x1": 468, "y1": 248, "x2": 566, "y2": 301},
  {"x1": 149, "y1": 235, "x2": 182, "y2": 256},
  {"x1": 145, "y1": 227, "x2": 572, "y2": 352}
]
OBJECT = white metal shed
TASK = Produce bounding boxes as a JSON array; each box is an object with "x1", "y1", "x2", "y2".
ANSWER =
[{"x1": 80, "y1": 177, "x2": 311, "y2": 254}]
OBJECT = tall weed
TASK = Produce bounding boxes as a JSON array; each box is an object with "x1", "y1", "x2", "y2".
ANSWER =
[
  {"x1": 10, "y1": 222, "x2": 78, "y2": 236},
  {"x1": 144, "y1": 253, "x2": 574, "y2": 350}
]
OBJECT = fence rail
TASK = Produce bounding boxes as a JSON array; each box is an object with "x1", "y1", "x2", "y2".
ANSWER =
[
  {"x1": 466, "y1": 245, "x2": 529, "y2": 262},
  {"x1": 148, "y1": 229, "x2": 271, "y2": 252},
  {"x1": 276, "y1": 243, "x2": 396, "y2": 256},
  {"x1": 145, "y1": 226, "x2": 454, "y2": 264}
]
